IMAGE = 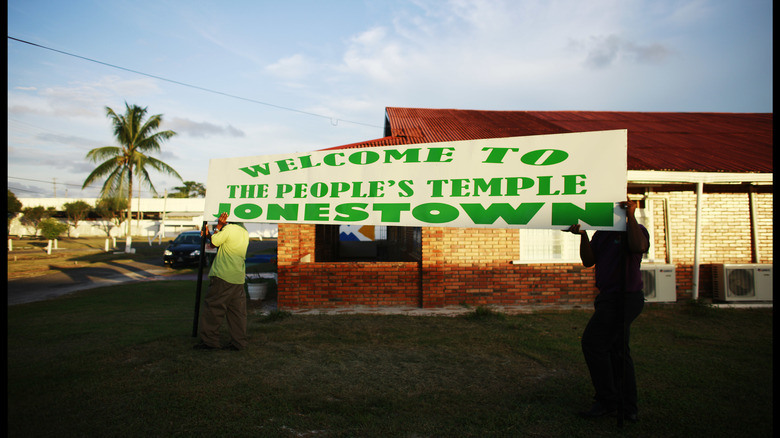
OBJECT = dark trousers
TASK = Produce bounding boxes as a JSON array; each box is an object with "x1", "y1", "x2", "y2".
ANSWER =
[
  {"x1": 581, "y1": 291, "x2": 644, "y2": 413},
  {"x1": 199, "y1": 276, "x2": 248, "y2": 350}
]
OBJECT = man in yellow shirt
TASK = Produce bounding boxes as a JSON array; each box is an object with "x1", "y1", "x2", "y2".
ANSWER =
[{"x1": 194, "y1": 212, "x2": 249, "y2": 351}]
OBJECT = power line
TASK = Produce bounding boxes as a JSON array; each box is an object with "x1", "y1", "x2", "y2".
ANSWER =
[
  {"x1": 8, "y1": 35, "x2": 383, "y2": 129},
  {"x1": 10, "y1": 176, "x2": 87, "y2": 188},
  {"x1": 8, "y1": 176, "x2": 159, "y2": 197},
  {"x1": 7, "y1": 185, "x2": 45, "y2": 194},
  {"x1": 7, "y1": 117, "x2": 63, "y2": 135}
]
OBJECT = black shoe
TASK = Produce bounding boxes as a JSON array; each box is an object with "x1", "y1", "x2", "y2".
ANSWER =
[
  {"x1": 578, "y1": 402, "x2": 617, "y2": 418},
  {"x1": 222, "y1": 344, "x2": 242, "y2": 351},
  {"x1": 193, "y1": 342, "x2": 220, "y2": 350}
]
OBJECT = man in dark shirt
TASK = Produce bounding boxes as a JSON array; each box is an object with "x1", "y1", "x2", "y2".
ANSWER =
[{"x1": 568, "y1": 199, "x2": 650, "y2": 422}]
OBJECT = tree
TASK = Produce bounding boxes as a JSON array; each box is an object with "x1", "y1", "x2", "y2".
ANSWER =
[
  {"x1": 62, "y1": 200, "x2": 92, "y2": 237},
  {"x1": 82, "y1": 103, "x2": 181, "y2": 236},
  {"x1": 95, "y1": 197, "x2": 127, "y2": 237},
  {"x1": 20, "y1": 206, "x2": 54, "y2": 237},
  {"x1": 40, "y1": 218, "x2": 69, "y2": 240},
  {"x1": 170, "y1": 181, "x2": 206, "y2": 198},
  {"x1": 8, "y1": 190, "x2": 23, "y2": 232}
]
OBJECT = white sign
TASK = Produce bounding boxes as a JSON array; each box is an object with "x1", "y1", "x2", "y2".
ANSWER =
[{"x1": 204, "y1": 130, "x2": 627, "y2": 230}]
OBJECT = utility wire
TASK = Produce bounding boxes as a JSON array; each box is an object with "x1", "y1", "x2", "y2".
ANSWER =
[
  {"x1": 9, "y1": 176, "x2": 87, "y2": 188},
  {"x1": 8, "y1": 35, "x2": 383, "y2": 129},
  {"x1": 7, "y1": 185, "x2": 45, "y2": 194},
  {"x1": 9, "y1": 176, "x2": 159, "y2": 197}
]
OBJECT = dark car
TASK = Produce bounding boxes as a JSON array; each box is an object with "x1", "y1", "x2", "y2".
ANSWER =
[{"x1": 163, "y1": 231, "x2": 216, "y2": 268}]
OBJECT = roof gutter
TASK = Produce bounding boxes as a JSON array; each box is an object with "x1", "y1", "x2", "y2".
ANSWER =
[{"x1": 627, "y1": 171, "x2": 773, "y2": 184}]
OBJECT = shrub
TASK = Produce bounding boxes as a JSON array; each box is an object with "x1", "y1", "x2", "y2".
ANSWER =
[
  {"x1": 39, "y1": 218, "x2": 69, "y2": 240},
  {"x1": 462, "y1": 305, "x2": 507, "y2": 321}
]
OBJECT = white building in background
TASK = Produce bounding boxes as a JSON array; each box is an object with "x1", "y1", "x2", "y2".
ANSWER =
[{"x1": 9, "y1": 198, "x2": 278, "y2": 239}]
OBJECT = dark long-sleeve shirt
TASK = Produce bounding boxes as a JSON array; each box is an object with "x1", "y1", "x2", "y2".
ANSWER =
[{"x1": 590, "y1": 225, "x2": 650, "y2": 294}]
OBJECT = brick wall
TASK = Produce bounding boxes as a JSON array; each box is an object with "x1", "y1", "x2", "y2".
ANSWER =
[
  {"x1": 277, "y1": 224, "x2": 600, "y2": 309},
  {"x1": 277, "y1": 223, "x2": 316, "y2": 265},
  {"x1": 278, "y1": 223, "x2": 420, "y2": 308},
  {"x1": 279, "y1": 261, "x2": 420, "y2": 308},
  {"x1": 420, "y1": 227, "x2": 598, "y2": 307},
  {"x1": 276, "y1": 185, "x2": 772, "y2": 310},
  {"x1": 645, "y1": 186, "x2": 773, "y2": 300}
]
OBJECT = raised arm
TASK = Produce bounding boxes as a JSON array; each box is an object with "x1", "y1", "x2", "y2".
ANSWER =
[
  {"x1": 621, "y1": 200, "x2": 650, "y2": 254},
  {"x1": 567, "y1": 224, "x2": 595, "y2": 268}
]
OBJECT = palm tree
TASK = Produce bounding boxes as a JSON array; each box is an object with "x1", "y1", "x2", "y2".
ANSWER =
[{"x1": 82, "y1": 103, "x2": 182, "y2": 236}]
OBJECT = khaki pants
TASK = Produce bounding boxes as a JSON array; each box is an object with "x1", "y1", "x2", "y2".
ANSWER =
[{"x1": 199, "y1": 276, "x2": 247, "y2": 349}]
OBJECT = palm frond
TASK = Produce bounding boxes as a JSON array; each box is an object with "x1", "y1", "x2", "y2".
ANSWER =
[
  {"x1": 85, "y1": 146, "x2": 122, "y2": 163},
  {"x1": 99, "y1": 166, "x2": 130, "y2": 199},
  {"x1": 83, "y1": 159, "x2": 121, "y2": 189},
  {"x1": 136, "y1": 165, "x2": 158, "y2": 196},
  {"x1": 137, "y1": 129, "x2": 176, "y2": 153},
  {"x1": 144, "y1": 156, "x2": 183, "y2": 180}
]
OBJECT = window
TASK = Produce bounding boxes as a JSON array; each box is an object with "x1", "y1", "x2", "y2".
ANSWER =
[
  {"x1": 517, "y1": 229, "x2": 585, "y2": 263},
  {"x1": 516, "y1": 203, "x2": 652, "y2": 263},
  {"x1": 315, "y1": 225, "x2": 421, "y2": 262}
]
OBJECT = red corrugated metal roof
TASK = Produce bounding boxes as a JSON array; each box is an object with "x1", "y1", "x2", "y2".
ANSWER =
[{"x1": 324, "y1": 108, "x2": 772, "y2": 173}]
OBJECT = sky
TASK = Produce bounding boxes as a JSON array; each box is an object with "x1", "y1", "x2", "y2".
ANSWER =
[{"x1": 7, "y1": 0, "x2": 773, "y2": 200}]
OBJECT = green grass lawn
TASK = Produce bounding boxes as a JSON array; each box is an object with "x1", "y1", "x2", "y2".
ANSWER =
[
  {"x1": 8, "y1": 236, "x2": 276, "y2": 280},
  {"x1": 7, "y1": 283, "x2": 773, "y2": 438}
]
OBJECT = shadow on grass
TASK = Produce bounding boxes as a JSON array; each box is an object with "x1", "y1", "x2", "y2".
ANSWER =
[{"x1": 7, "y1": 281, "x2": 773, "y2": 438}]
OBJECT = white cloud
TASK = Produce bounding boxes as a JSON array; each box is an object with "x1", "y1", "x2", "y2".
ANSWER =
[
  {"x1": 339, "y1": 27, "x2": 406, "y2": 84},
  {"x1": 167, "y1": 117, "x2": 246, "y2": 138},
  {"x1": 182, "y1": 14, "x2": 267, "y2": 68},
  {"x1": 664, "y1": 0, "x2": 713, "y2": 26},
  {"x1": 265, "y1": 54, "x2": 314, "y2": 80},
  {"x1": 575, "y1": 34, "x2": 673, "y2": 69},
  {"x1": 8, "y1": 75, "x2": 161, "y2": 118},
  {"x1": 321, "y1": 0, "x2": 688, "y2": 113},
  {"x1": 5, "y1": 0, "x2": 772, "y2": 200},
  {"x1": 8, "y1": 144, "x2": 99, "y2": 176}
]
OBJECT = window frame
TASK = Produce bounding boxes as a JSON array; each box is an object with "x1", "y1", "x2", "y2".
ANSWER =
[{"x1": 513, "y1": 204, "x2": 652, "y2": 264}]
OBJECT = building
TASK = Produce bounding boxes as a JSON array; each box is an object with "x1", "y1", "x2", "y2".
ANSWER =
[
  {"x1": 9, "y1": 197, "x2": 278, "y2": 239},
  {"x1": 276, "y1": 108, "x2": 772, "y2": 310}
]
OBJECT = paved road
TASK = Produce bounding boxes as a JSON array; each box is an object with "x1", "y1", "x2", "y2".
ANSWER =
[
  {"x1": 7, "y1": 240, "x2": 277, "y2": 306},
  {"x1": 7, "y1": 258, "x2": 209, "y2": 305}
]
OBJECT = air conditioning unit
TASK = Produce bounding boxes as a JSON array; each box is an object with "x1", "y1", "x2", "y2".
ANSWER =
[
  {"x1": 713, "y1": 264, "x2": 773, "y2": 302},
  {"x1": 640, "y1": 264, "x2": 676, "y2": 303}
]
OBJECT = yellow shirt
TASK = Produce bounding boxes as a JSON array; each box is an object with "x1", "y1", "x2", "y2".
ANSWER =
[{"x1": 208, "y1": 223, "x2": 249, "y2": 284}]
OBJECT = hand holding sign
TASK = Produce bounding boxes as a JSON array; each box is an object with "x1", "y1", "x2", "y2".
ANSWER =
[
  {"x1": 216, "y1": 212, "x2": 229, "y2": 230},
  {"x1": 619, "y1": 199, "x2": 638, "y2": 218},
  {"x1": 202, "y1": 212, "x2": 229, "y2": 237}
]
